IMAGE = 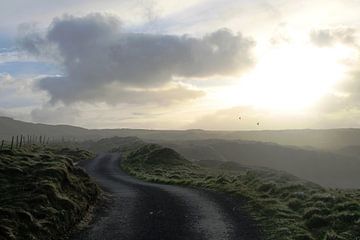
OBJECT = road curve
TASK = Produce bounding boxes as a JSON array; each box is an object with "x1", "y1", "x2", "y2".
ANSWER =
[{"x1": 71, "y1": 153, "x2": 262, "y2": 240}]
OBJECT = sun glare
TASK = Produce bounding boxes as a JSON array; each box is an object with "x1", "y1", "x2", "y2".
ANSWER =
[{"x1": 216, "y1": 43, "x2": 356, "y2": 112}]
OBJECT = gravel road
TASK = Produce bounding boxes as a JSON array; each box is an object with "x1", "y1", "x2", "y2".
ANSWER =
[{"x1": 71, "y1": 153, "x2": 262, "y2": 240}]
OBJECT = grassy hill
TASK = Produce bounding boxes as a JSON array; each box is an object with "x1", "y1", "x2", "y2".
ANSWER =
[
  {"x1": 121, "y1": 142, "x2": 360, "y2": 240},
  {"x1": 0, "y1": 146, "x2": 100, "y2": 240},
  {"x1": 154, "y1": 139, "x2": 360, "y2": 189},
  {"x1": 125, "y1": 143, "x2": 191, "y2": 166}
]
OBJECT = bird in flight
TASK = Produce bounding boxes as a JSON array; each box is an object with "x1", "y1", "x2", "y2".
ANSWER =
[{"x1": 257, "y1": 122, "x2": 260, "y2": 126}]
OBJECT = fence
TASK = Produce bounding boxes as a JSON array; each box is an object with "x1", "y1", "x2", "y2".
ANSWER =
[{"x1": 0, "y1": 135, "x2": 78, "y2": 151}]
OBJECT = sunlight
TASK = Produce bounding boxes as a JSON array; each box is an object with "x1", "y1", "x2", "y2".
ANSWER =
[{"x1": 216, "y1": 43, "x2": 356, "y2": 112}]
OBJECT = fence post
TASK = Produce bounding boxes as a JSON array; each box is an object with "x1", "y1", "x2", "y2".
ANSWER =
[
  {"x1": 19, "y1": 135, "x2": 23, "y2": 148},
  {"x1": 10, "y1": 136, "x2": 14, "y2": 150}
]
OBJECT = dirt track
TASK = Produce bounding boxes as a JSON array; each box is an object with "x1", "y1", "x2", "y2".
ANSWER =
[{"x1": 71, "y1": 153, "x2": 262, "y2": 240}]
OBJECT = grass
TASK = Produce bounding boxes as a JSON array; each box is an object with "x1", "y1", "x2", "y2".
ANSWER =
[
  {"x1": 0, "y1": 145, "x2": 100, "y2": 240},
  {"x1": 121, "y1": 142, "x2": 360, "y2": 240}
]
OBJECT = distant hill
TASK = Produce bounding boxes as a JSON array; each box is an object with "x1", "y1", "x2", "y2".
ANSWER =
[
  {"x1": 83, "y1": 136, "x2": 145, "y2": 153},
  {"x1": 154, "y1": 139, "x2": 360, "y2": 189},
  {"x1": 96, "y1": 127, "x2": 360, "y2": 150},
  {"x1": 0, "y1": 116, "x2": 97, "y2": 141},
  {"x1": 3, "y1": 116, "x2": 360, "y2": 150}
]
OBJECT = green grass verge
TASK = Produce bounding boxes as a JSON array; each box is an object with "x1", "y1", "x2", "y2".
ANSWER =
[
  {"x1": 121, "y1": 143, "x2": 360, "y2": 240},
  {"x1": 0, "y1": 146, "x2": 100, "y2": 240}
]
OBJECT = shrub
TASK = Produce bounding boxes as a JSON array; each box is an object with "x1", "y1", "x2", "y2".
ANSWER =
[
  {"x1": 288, "y1": 198, "x2": 303, "y2": 211},
  {"x1": 305, "y1": 214, "x2": 330, "y2": 229}
]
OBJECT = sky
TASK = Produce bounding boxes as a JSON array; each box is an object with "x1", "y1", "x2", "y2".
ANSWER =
[{"x1": 1, "y1": 0, "x2": 360, "y2": 130}]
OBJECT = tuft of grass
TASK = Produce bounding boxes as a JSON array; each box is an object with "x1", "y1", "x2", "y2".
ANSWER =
[{"x1": 0, "y1": 146, "x2": 100, "y2": 240}]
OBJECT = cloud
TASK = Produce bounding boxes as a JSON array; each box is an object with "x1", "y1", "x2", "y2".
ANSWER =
[
  {"x1": 332, "y1": 71, "x2": 360, "y2": 107},
  {"x1": 312, "y1": 69, "x2": 360, "y2": 112},
  {"x1": 19, "y1": 13, "x2": 255, "y2": 105},
  {"x1": 310, "y1": 27, "x2": 357, "y2": 47},
  {"x1": 0, "y1": 73, "x2": 45, "y2": 108},
  {"x1": 308, "y1": 27, "x2": 360, "y2": 115},
  {"x1": 17, "y1": 23, "x2": 48, "y2": 56},
  {"x1": 0, "y1": 73, "x2": 46, "y2": 122},
  {"x1": 0, "y1": 73, "x2": 14, "y2": 86},
  {"x1": 100, "y1": 84, "x2": 205, "y2": 105},
  {"x1": 43, "y1": 81, "x2": 205, "y2": 105},
  {"x1": 31, "y1": 105, "x2": 79, "y2": 124}
]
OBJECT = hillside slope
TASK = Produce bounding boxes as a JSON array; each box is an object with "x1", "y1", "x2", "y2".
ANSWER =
[{"x1": 155, "y1": 139, "x2": 360, "y2": 188}]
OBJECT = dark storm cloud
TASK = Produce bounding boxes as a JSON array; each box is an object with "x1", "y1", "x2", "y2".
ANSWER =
[
  {"x1": 310, "y1": 28, "x2": 356, "y2": 47},
  {"x1": 19, "y1": 13, "x2": 255, "y2": 104}
]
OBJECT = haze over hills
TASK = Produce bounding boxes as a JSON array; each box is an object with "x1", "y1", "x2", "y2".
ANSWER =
[
  {"x1": 79, "y1": 134, "x2": 360, "y2": 188},
  {"x1": 4, "y1": 116, "x2": 360, "y2": 188},
  {"x1": 3, "y1": 116, "x2": 360, "y2": 151}
]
